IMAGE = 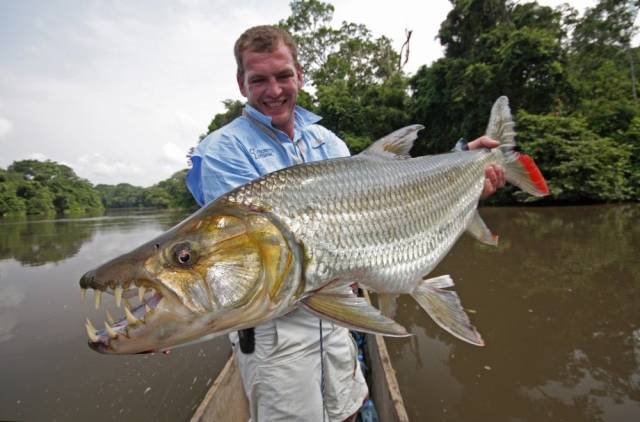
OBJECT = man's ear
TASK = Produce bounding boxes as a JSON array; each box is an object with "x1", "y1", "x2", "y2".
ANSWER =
[
  {"x1": 296, "y1": 64, "x2": 304, "y2": 89},
  {"x1": 237, "y1": 73, "x2": 247, "y2": 97}
]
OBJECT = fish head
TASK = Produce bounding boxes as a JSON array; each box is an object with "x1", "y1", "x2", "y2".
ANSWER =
[{"x1": 80, "y1": 204, "x2": 300, "y2": 354}]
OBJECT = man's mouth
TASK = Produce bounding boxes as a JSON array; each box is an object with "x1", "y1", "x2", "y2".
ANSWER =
[{"x1": 264, "y1": 99, "x2": 287, "y2": 109}]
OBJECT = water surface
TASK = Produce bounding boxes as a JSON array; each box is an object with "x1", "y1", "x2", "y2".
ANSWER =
[
  {"x1": 0, "y1": 210, "x2": 230, "y2": 421},
  {"x1": 1, "y1": 206, "x2": 638, "y2": 421},
  {"x1": 385, "y1": 205, "x2": 640, "y2": 422}
]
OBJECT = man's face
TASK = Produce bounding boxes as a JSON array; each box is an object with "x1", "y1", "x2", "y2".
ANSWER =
[{"x1": 237, "y1": 43, "x2": 303, "y2": 137}]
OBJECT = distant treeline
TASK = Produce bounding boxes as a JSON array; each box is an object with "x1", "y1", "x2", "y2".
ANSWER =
[
  {"x1": 95, "y1": 170, "x2": 196, "y2": 210},
  {"x1": 0, "y1": 160, "x2": 196, "y2": 218}
]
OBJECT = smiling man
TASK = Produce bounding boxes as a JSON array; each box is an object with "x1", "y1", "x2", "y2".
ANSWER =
[
  {"x1": 237, "y1": 40, "x2": 302, "y2": 138},
  {"x1": 187, "y1": 25, "x2": 504, "y2": 421},
  {"x1": 187, "y1": 26, "x2": 367, "y2": 422}
]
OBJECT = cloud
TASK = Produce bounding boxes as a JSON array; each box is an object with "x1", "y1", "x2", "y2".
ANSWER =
[
  {"x1": 0, "y1": 117, "x2": 13, "y2": 138},
  {"x1": 27, "y1": 152, "x2": 47, "y2": 161},
  {"x1": 74, "y1": 153, "x2": 144, "y2": 185},
  {"x1": 162, "y1": 142, "x2": 190, "y2": 167}
]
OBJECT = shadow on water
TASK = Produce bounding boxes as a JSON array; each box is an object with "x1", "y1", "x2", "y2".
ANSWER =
[
  {"x1": 0, "y1": 209, "x2": 230, "y2": 422},
  {"x1": 386, "y1": 205, "x2": 640, "y2": 422}
]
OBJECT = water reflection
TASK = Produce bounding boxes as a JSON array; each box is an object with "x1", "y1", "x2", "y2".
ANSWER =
[
  {"x1": 387, "y1": 205, "x2": 640, "y2": 422},
  {"x1": 0, "y1": 209, "x2": 190, "y2": 266}
]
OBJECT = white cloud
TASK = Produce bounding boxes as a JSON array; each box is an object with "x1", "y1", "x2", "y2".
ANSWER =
[
  {"x1": 74, "y1": 153, "x2": 144, "y2": 185},
  {"x1": 27, "y1": 152, "x2": 47, "y2": 161},
  {"x1": 0, "y1": 117, "x2": 13, "y2": 138},
  {"x1": 162, "y1": 142, "x2": 189, "y2": 167}
]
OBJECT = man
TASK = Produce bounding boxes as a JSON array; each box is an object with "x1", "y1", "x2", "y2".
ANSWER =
[{"x1": 187, "y1": 25, "x2": 504, "y2": 421}]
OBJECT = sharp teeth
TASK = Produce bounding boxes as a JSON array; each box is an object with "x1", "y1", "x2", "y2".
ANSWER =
[
  {"x1": 104, "y1": 321, "x2": 118, "y2": 339},
  {"x1": 105, "y1": 310, "x2": 115, "y2": 325},
  {"x1": 138, "y1": 287, "x2": 145, "y2": 302},
  {"x1": 81, "y1": 288, "x2": 86, "y2": 302},
  {"x1": 94, "y1": 290, "x2": 102, "y2": 310},
  {"x1": 85, "y1": 318, "x2": 99, "y2": 342},
  {"x1": 115, "y1": 286, "x2": 123, "y2": 307},
  {"x1": 124, "y1": 305, "x2": 139, "y2": 325}
]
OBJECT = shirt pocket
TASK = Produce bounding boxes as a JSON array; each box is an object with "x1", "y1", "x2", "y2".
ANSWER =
[{"x1": 303, "y1": 136, "x2": 327, "y2": 162}]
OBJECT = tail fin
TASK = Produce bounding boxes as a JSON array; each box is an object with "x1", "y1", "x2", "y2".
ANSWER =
[{"x1": 487, "y1": 96, "x2": 549, "y2": 197}]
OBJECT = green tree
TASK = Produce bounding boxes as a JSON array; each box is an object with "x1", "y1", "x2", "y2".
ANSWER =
[
  {"x1": 438, "y1": 0, "x2": 511, "y2": 58},
  {"x1": 2, "y1": 160, "x2": 103, "y2": 217},
  {"x1": 279, "y1": 0, "x2": 412, "y2": 151},
  {"x1": 95, "y1": 183, "x2": 146, "y2": 208},
  {"x1": 515, "y1": 111, "x2": 634, "y2": 202},
  {"x1": 411, "y1": 1, "x2": 570, "y2": 154},
  {"x1": 279, "y1": 0, "x2": 340, "y2": 78},
  {"x1": 154, "y1": 169, "x2": 198, "y2": 209},
  {"x1": 205, "y1": 99, "x2": 244, "y2": 135},
  {"x1": 568, "y1": 0, "x2": 640, "y2": 137}
]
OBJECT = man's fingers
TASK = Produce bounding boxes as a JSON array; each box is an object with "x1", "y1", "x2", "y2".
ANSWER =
[
  {"x1": 480, "y1": 164, "x2": 506, "y2": 200},
  {"x1": 485, "y1": 165, "x2": 497, "y2": 187},
  {"x1": 480, "y1": 179, "x2": 495, "y2": 200},
  {"x1": 468, "y1": 136, "x2": 499, "y2": 150},
  {"x1": 496, "y1": 165, "x2": 506, "y2": 188}
]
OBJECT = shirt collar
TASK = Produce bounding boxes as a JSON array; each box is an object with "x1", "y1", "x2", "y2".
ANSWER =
[{"x1": 243, "y1": 104, "x2": 322, "y2": 131}]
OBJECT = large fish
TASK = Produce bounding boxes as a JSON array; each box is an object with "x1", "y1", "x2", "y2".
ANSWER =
[{"x1": 80, "y1": 96, "x2": 548, "y2": 354}]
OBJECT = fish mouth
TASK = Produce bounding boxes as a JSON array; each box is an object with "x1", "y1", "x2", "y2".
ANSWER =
[{"x1": 80, "y1": 270, "x2": 169, "y2": 354}]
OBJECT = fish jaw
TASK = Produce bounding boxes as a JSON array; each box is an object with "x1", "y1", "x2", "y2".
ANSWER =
[
  {"x1": 79, "y1": 241, "x2": 206, "y2": 354},
  {"x1": 79, "y1": 203, "x2": 302, "y2": 354}
]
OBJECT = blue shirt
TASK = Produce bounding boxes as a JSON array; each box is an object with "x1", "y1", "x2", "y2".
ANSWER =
[{"x1": 187, "y1": 104, "x2": 351, "y2": 206}]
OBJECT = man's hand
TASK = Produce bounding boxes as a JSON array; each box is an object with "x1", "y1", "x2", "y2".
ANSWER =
[{"x1": 467, "y1": 136, "x2": 505, "y2": 199}]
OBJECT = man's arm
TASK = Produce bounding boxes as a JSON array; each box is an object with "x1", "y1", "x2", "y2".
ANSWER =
[{"x1": 467, "y1": 136, "x2": 506, "y2": 200}]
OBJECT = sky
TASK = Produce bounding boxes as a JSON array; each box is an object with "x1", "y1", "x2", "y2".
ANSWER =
[{"x1": 0, "y1": 0, "x2": 614, "y2": 186}]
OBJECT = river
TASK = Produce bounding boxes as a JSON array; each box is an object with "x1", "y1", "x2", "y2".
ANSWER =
[{"x1": 0, "y1": 205, "x2": 638, "y2": 421}]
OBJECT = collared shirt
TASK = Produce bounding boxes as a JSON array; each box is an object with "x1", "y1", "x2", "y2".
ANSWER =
[{"x1": 187, "y1": 104, "x2": 351, "y2": 206}]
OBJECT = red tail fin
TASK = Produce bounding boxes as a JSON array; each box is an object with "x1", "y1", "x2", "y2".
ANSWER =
[{"x1": 516, "y1": 154, "x2": 549, "y2": 196}]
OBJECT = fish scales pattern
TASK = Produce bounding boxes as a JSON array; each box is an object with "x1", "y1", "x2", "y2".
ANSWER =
[{"x1": 226, "y1": 149, "x2": 501, "y2": 294}]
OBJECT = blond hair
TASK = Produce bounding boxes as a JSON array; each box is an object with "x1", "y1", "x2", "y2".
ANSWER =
[{"x1": 234, "y1": 25, "x2": 299, "y2": 77}]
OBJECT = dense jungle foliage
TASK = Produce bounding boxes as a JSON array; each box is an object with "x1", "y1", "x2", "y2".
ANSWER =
[
  {"x1": 1, "y1": 0, "x2": 638, "y2": 217},
  {"x1": 210, "y1": 0, "x2": 640, "y2": 204}
]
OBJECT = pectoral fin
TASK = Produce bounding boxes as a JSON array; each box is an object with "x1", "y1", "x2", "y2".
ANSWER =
[
  {"x1": 466, "y1": 210, "x2": 498, "y2": 246},
  {"x1": 301, "y1": 291, "x2": 409, "y2": 337},
  {"x1": 412, "y1": 275, "x2": 484, "y2": 346}
]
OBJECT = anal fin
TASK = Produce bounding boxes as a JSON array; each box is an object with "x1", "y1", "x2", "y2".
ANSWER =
[
  {"x1": 467, "y1": 210, "x2": 498, "y2": 246},
  {"x1": 301, "y1": 291, "x2": 409, "y2": 337},
  {"x1": 412, "y1": 275, "x2": 484, "y2": 346}
]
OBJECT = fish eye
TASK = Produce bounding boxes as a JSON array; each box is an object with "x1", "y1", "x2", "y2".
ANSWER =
[{"x1": 171, "y1": 242, "x2": 197, "y2": 266}]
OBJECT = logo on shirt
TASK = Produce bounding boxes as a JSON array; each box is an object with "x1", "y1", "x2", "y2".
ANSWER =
[{"x1": 249, "y1": 148, "x2": 275, "y2": 160}]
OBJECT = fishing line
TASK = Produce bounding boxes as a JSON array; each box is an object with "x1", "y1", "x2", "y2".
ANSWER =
[{"x1": 319, "y1": 319, "x2": 326, "y2": 422}]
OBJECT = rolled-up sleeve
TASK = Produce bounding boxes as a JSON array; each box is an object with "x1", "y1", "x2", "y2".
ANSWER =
[{"x1": 187, "y1": 135, "x2": 260, "y2": 206}]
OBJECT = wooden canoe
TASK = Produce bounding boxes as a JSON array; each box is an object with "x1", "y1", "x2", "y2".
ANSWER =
[{"x1": 190, "y1": 332, "x2": 409, "y2": 422}]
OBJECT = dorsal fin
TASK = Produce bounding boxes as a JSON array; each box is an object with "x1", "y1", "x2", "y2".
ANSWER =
[{"x1": 359, "y1": 124, "x2": 424, "y2": 160}]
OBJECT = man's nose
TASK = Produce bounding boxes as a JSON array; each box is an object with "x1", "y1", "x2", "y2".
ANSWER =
[{"x1": 265, "y1": 78, "x2": 283, "y2": 96}]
